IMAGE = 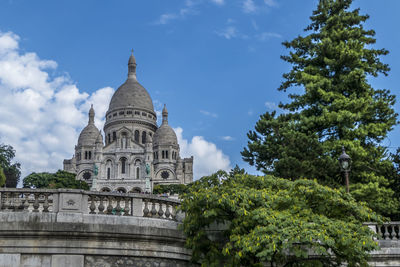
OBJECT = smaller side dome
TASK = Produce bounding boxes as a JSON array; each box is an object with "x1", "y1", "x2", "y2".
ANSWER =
[
  {"x1": 78, "y1": 105, "x2": 101, "y2": 146},
  {"x1": 96, "y1": 132, "x2": 103, "y2": 144},
  {"x1": 153, "y1": 104, "x2": 178, "y2": 146}
]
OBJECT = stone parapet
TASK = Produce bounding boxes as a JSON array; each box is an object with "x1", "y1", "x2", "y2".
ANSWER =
[{"x1": 0, "y1": 189, "x2": 191, "y2": 267}]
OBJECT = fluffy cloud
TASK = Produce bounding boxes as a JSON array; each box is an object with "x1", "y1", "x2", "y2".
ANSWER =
[
  {"x1": 243, "y1": 0, "x2": 257, "y2": 13},
  {"x1": 175, "y1": 127, "x2": 231, "y2": 179},
  {"x1": 0, "y1": 30, "x2": 231, "y2": 183},
  {"x1": 210, "y1": 0, "x2": 225, "y2": 5},
  {"x1": 0, "y1": 31, "x2": 114, "y2": 179},
  {"x1": 221, "y1": 136, "x2": 234, "y2": 141},
  {"x1": 200, "y1": 109, "x2": 218, "y2": 118},
  {"x1": 154, "y1": 0, "x2": 200, "y2": 25},
  {"x1": 264, "y1": 0, "x2": 278, "y2": 7}
]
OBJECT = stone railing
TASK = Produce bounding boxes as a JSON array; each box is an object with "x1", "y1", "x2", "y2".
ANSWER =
[
  {"x1": 366, "y1": 222, "x2": 400, "y2": 240},
  {"x1": 0, "y1": 188, "x2": 180, "y2": 221}
]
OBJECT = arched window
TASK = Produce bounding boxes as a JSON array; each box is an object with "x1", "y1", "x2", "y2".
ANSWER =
[
  {"x1": 116, "y1": 188, "x2": 126, "y2": 193},
  {"x1": 134, "y1": 130, "x2": 139, "y2": 142},
  {"x1": 85, "y1": 151, "x2": 88, "y2": 160},
  {"x1": 130, "y1": 187, "x2": 141, "y2": 193},
  {"x1": 106, "y1": 160, "x2": 112, "y2": 179},
  {"x1": 101, "y1": 187, "x2": 111, "y2": 192},
  {"x1": 162, "y1": 151, "x2": 165, "y2": 159},
  {"x1": 113, "y1": 131, "x2": 116, "y2": 141},
  {"x1": 83, "y1": 172, "x2": 91, "y2": 180},
  {"x1": 88, "y1": 151, "x2": 92, "y2": 160},
  {"x1": 166, "y1": 150, "x2": 169, "y2": 159},
  {"x1": 108, "y1": 134, "x2": 111, "y2": 144},
  {"x1": 121, "y1": 158, "x2": 127, "y2": 174},
  {"x1": 142, "y1": 131, "x2": 146, "y2": 144},
  {"x1": 136, "y1": 167, "x2": 140, "y2": 179}
]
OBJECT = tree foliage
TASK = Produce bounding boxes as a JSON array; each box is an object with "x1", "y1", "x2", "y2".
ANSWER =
[
  {"x1": 241, "y1": 0, "x2": 398, "y2": 216},
  {"x1": 23, "y1": 170, "x2": 89, "y2": 190},
  {"x1": 0, "y1": 143, "x2": 21, "y2": 188},
  {"x1": 0, "y1": 166, "x2": 6, "y2": 187},
  {"x1": 153, "y1": 184, "x2": 188, "y2": 195},
  {"x1": 180, "y1": 171, "x2": 381, "y2": 266}
]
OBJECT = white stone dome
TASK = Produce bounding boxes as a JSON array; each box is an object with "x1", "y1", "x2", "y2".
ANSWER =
[
  {"x1": 153, "y1": 104, "x2": 177, "y2": 146},
  {"x1": 78, "y1": 105, "x2": 101, "y2": 146},
  {"x1": 107, "y1": 52, "x2": 154, "y2": 113},
  {"x1": 154, "y1": 124, "x2": 178, "y2": 146},
  {"x1": 108, "y1": 78, "x2": 154, "y2": 112}
]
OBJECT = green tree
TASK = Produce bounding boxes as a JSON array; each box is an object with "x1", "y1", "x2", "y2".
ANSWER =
[
  {"x1": 23, "y1": 170, "x2": 89, "y2": 190},
  {"x1": 0, "y1": 143, "x2": 21, "y2": 188},
  {"x1": 229, "y1": 164, "x2": 246, "y2": 178},
  {"x1": 180, "y1": 171, "x2": 381, "y2": 266},
  {"x1": 242, "y1": 0, "x2": 398, "y2": 216},
  {"x1": 153, "y1": 184, "x2": 188, "y2": 195},
  {"x1": 0, "y1": 166, "x2": 6, "y2": 187}
]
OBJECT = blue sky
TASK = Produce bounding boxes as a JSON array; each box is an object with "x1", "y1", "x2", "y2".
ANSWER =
[{"x1": 0, "y1": 0, "x2": 399, "y2": 179}]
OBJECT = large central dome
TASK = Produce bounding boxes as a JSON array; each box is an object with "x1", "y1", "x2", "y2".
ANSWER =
[
  {"x1": 107, "y1": 52, "x2": 154, "y2": 113},
  {"x1": 108, "y1": 78, "x2": 154, "y2": 112}
]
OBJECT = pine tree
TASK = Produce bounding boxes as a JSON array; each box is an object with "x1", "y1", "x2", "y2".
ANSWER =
[{"x1": 242, "y1": 0, "x2": 398, "y2": 216}]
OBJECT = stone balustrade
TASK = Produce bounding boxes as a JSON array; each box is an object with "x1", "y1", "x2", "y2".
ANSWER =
[
  {"x1": 0, "y1": 188, "x2": 180, "y2": 221},
  {"x1": 365, "y1": 222, "x2": 400, "y2": 240}
]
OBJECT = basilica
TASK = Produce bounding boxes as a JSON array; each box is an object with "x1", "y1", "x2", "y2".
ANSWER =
[{"x1": 63, "y1": 53, "x2": 193, "y2": 193}]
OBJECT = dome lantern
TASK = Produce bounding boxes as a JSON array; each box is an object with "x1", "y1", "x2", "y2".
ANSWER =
[
  {"x1": 89, "y1": 104, "x2": 95, "y2": 124},
  {"x1": 162, "y1": 104, "x2": 168, "y2": 124},
  {"x1": 128, "y1": 49, "x2": 137, "y2": 79}
]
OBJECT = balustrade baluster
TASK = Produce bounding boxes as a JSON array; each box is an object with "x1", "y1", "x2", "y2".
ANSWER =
[
  {"x1": 3, "y1": 192, "x2": 9, "y2": 210},
  {"x1": 17, "y1": 193, "x2": 25, "y2": 211},
  {"x1": 384, "y1": 225, "x2": 390, "y2": 240},
  {"x1": 98, "y1": 196, "x2": 105, "y2": 214},
  {"x1": 115, "y1": 198, "x2": 122, "y2": 215},
  {"x1": 165, "y1": 203, "x2": 171, "y2": 219},
  {"x1": 157, "y1": 201, "x2": 164, "y2": 218},
  {"x1": 377, "y1": 225, "x2": 383, "y2": 239},
  {"x1": 12, "y1": 192, "x2": 19, "y2": 211},
  {"x1": 9, "y1": 192, "x2": 17, "y2": 211},
  {"x1": 33, "y1": 193, "x2": 40, "y2": 212},
  {"x1": 123, "y1": 198, "x2": 130, "y2": 216},
  {"x1": 143, "y1": 199, "x2": 150, "y2": 217},
  {"x1": 171, "y1": 203, "x2": 177, "y2": 221},
  {"x1": 393, "y1": 225, "x2": 398, "y2": 240},
  {"x1": 151, "y1": 200, "x2": 157, "y2": 217},
  {"x1": 89, "y1": 195, "x2": 97, "y2": 214},
  {"x1": 106, "y1": 197, "x2": 113, "y2": 214},
  {"x1": 23, "y1": 193, "x2": 30, "y2": 211},
  {"x1": 42, "y1": 193, "x2": 50, "y2": 212}
]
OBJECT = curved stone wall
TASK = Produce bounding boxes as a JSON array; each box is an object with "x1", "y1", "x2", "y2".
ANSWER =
[{"x1": 0, "y1": 189, "x2": 192, "y2": 267}]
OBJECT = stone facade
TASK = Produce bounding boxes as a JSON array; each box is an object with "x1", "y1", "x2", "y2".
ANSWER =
[{"x1": 63, "y1": 53, "x2": 193, "y2": 193}]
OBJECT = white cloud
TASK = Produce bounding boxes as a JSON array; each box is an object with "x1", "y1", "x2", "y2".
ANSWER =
[
  {"x1": 154, "y1": 0, "x2": 200, "y2": 25},
  {"x1": 256, "y1": 31, "x2": 282, "y2": 41},
  {"x1": 215, "y1": 26, "x2": 238, "y2": 39},
  {"x1": 156, "y1": 13, "x2": 178, "y2": 25},
  {"x1": 221, "y1": 136, "x2": 234, "y2": 141},
  {"x1": 0, "y1": 31, "x2": 114, "y2": 179},
  {"x1": 265, "y1": 101, "x2": 279, "y2": 110},
  {"x1": 264, "y1": 0, "x2": 278, "y2": 7},
  {"x1": 210, "y1": 0, "x2": 225, "y2": 5},
  {"x1": 175, "y1": 127, "x2": 231, "y2": 179},
  {"x1": 200, "y1": 110, "x2": 218, "y2": 118},
  {"x1": 251, "y1": 19, "x2": 259, "y2": 31},
  {"x1": 243, "y1": 0, "x2": 257, "y2": 13}
]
